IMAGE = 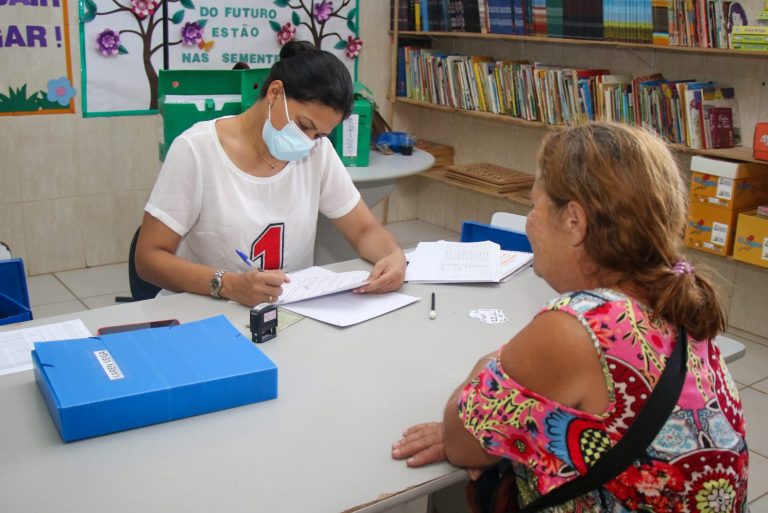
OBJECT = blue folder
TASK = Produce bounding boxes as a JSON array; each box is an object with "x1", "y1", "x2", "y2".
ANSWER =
[{"x1": 33, "y1": 315, "x2": 277, "y2": 442}]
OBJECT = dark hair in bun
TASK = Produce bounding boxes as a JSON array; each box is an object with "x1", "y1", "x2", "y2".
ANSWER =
[{"x1": 261, "y1": 40, "x2": 353, "y2": 118}]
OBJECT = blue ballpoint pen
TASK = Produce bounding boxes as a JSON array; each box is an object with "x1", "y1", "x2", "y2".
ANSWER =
[{"x1": 235, "y1": 249, "x2": 253, "y2": 268}]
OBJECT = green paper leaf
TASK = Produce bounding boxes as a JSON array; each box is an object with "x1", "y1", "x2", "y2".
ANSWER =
[
  {"x1": 291, "y1": 11, "x2": 300, "y2": 26},
  {"x1": 118, "y1": 45, "x2": 129, "y2": 55},
  {"x1": 180, "y1": 0, "x2": 195, "y2": 8},
  {"x1": 334, "y1": 40, "x2": 347, "y2": 49},
  {"x1": 82, "y1": 0, "x2": 97, "y2": 22},
  {"x1": 348, "y1": 8, "x2": 357, "y2": 22},
  {"x1": 269, "y1": 20, "x2": 282, "y2": 32},
  {"x1": 197, "y1": 18, "x2": 207, "y2": 28},
  {"x1": 347, "y1": 20, "x2": 357, "y2": 33},
  {"x1": 171, "y1": 10, "x2": 185, "y2": 24},
  {"x1": 274, "y1": 0, "x2": 289, "y2": 7}
]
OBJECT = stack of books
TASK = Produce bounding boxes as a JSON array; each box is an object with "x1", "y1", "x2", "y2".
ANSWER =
[
  {"x1": 731, "y1": 25, "x2": 768, "y2": 51},
  {"x1": 444, "y1": 163, "x2": 535, "y2": 194}
]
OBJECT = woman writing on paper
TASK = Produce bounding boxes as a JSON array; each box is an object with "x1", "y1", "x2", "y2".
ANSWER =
[
  {"x1": 392, "y1": 123, "x2": 748, "y2": 512},
  {"x1": 136, "y1": 41, "x2": 406, "y2": 306}
]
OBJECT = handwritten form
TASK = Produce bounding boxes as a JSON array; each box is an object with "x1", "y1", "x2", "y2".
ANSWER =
[
  {"x1": 405, "y1": 241, "x2": 501, "y2": 283},
  {"x1": 277, "y1": 270, "x2": 370, "y2": 305},
  {"x1": 0, "y1": 319, "x2": 92, "y2": 376}
]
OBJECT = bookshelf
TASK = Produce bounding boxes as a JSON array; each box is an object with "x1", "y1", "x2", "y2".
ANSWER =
[
  {"x1": 388, "y1": 5, "x2": 762, "y2": 165},
  {"x1": 396, "y1": 97, "x2": 758, "y2": 163},
  {"x1": 395, "y1": 31, "x2": 768, "y2": 58}
]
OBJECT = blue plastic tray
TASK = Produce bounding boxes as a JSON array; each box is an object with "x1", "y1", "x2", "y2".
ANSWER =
[{"x1": 460, "y1": 221, "x2": 532, "y2": 252}]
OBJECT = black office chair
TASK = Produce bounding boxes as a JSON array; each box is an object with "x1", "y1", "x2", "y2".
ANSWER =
[{"x1": 115, "y1": 227, "x2": 161, "y2": 302}]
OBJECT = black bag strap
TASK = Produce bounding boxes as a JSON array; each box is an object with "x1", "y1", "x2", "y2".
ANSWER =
[{"x1": 514, "y1": 327, "x2": 689, "y2": 513}]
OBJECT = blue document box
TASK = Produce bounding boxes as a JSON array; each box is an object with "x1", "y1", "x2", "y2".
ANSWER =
[
  {"x1": 0, "y1": 258, "x2": 32, "y2": 326},
  {"x1": 460, "y1": 221, "x2": 532, "y2": 252},
  {"x1": 32, "y1": 315, "x2": 277, "y2": 442}
]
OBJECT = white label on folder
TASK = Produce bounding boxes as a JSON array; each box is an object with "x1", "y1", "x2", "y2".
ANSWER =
[
  {"x1": 342, "y1": 114, "x2": 359, "y2": 157},
  {"x1": 94, "y1": 350, "x2": 124, "y2": 380},
  {"x1": 716, "y1": 178, "x2": 734, "y2": 201},
  {"x1": 711, "y1": 222, "x2": 728, "y2": 246},
  {"x1": 763, "y1": 237, "x2": 768, "y2": 260}
]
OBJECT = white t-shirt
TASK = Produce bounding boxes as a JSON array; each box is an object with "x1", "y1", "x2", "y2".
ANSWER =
[{"x1": 145, "y1": 118, "x2": 361, "y2": 272}]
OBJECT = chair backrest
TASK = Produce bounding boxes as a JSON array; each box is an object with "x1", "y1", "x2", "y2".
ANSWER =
[
  {"x1": 129, "y1": 227, "x2": 161, "y2": 301},
  {"x1": 490, "y1": 212, "x2": 527, "y2": 232}
]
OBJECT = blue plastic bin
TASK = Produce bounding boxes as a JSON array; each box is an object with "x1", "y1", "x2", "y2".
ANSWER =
[
  {"x1": 0, "y1": 258, "x2": 32, "y2": 326},
  {"x1": 460, "y1": 221, "x2": 532, "y2": 253}
]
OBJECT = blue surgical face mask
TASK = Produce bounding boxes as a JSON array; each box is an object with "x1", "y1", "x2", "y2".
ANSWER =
[{"x1": 262, "y1": 92, "x2": 316, "y2": 162}]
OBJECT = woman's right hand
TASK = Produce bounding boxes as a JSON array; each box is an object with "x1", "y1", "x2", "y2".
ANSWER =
[
  {"x1": 222, "y1": 270, "x2": 290, "y2": 307},
  {"x1": 391, "y1": 422, "x2": 447, "y2": 467}
]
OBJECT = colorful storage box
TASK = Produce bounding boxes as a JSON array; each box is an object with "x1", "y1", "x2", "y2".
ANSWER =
[
  {"x1": 33, "y1": 315, "x2": 277, "y2": 442},
  {"x1": 689, "y1": 156, "x2": 768, "y2": 210},
  {"x1": 733, "y1": 210, "x2": 768, "y2": 269},
  {"x1": 684, "y1": 202, "x2": 744, "y2": 257}
]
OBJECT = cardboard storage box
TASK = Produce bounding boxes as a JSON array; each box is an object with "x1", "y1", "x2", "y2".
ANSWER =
[
  {"x1": 0, "y1": 258, "x2": 32, "y2": 326},
  {"x1": 689, "y1": 156, "x2": 768, "y2": 210},
  {"x1": 33, "y1": 315, "x2": 277, "y2": 442},
  {"x1": 684, "y1": 202, "x2": 743, "y2": 256},
  {"x1": 733, "y1": 210, "x2": 768, "y2": 268}
]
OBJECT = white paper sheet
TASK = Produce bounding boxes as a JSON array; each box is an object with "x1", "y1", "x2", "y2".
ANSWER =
[
  {"x1": 282, "y1": 291, "x2": 420, "y2": 327},
  {"x1": 0, "y1": 319, "x2": 92, "y2": 376},
  {"x1": 277, "y1": 270, "x2": 370, "y2": 305},
  {"x1": 406, "y1": 241, "x2": 502, "y2": 282}
]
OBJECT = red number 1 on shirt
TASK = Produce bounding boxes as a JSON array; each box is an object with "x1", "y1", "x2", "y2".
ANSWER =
[{"x1": 251, "y1": 223, "x2": 284, "y2": 270}]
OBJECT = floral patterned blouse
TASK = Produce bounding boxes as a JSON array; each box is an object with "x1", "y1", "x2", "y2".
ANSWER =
[{"x1": 458, "y1": 289, "x2": 748, "y2": 513}]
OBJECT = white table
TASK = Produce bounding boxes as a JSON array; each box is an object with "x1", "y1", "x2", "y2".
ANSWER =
[
  {"x1": 315, "y1": 149, "x2": 435, "y2": 265},
  {"x1": 0, "y1": 261, "x2": 745, "y2": 513},
  {"x1": 0, "y1": 261, "x2": 552, "y2": 513}
]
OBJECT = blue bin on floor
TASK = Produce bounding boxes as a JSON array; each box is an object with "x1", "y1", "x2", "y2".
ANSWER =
[
  {"x1": 460, "y1": 221, "x2": 532, "y2": 253},
  {"x1": 0, "y1": 258, "x2": 32, "y2": 326}
]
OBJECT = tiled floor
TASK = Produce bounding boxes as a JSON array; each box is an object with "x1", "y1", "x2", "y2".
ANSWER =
[{"x1": 22, "y1": 219, "x2": 768, "y2": 507}]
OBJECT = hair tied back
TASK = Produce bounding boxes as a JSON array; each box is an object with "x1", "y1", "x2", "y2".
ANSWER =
[{"x1": 672, "y1": 261, "x2": 694, "y2": 275}]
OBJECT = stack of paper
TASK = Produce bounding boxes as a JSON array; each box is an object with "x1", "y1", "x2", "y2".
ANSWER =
[
  {"x1": 277, "y1": 267, "x2": 419, "y2": 327},
  {"x1": 277, "y1": 271, "x2": 370, "y2": 304},
  {"x1": 405, "y1": 241, "x2": 532, "y2": 283}
]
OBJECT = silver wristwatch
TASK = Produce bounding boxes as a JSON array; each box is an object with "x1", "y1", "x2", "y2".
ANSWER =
[{"x1": 209, "y1": 269, "x2": 227, "y2": 299}]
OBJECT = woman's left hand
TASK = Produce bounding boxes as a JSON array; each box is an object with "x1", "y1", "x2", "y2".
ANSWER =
[
  {"x1": 391, "y1": 422, "x2": 446, "y2": 467},
  {"x1": 355, "y1": 250, "x2": 406, "y2": 293}
]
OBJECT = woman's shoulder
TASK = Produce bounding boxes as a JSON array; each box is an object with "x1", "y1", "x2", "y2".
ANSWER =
[{"x1": 543, "y1": 289, "x2": 640, "y2": 319}]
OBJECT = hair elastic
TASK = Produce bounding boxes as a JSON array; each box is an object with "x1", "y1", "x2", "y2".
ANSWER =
[{"x1": 672, "y1": 261, "x2": 694, "y2": 275}]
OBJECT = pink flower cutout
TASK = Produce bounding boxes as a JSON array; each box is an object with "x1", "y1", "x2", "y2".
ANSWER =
[
  {"x1": 277, "y1": 23, "x2": 296, "y2": 45},
  {"x1": 130, "y1": 0, "x2": 159, "y2": 19},
  {"x1": 345, "y1": 35, "x2": 363, "y2": 58}
]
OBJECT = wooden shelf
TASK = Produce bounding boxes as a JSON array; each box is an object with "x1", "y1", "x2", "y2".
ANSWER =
[
  {"x1": 395, "y1": 30, "x2": 768, "y2": 58},
  {"x1": 420, "y1": 167, "x2": 533, "y2": 206},
  {"x1": 395, "y1": 97, "x2": 557, "y2": 129},
  {"x1": 396, "y1": 98, "x2": 758, "y2": 162}
]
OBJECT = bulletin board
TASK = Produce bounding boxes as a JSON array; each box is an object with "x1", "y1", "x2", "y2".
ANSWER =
[
  {"x1": 80, "y1": 0, "x2": 360, "y2": 117},
  {"x1": 0, "y1": 0, "x2": 76, "y2": 116}
]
